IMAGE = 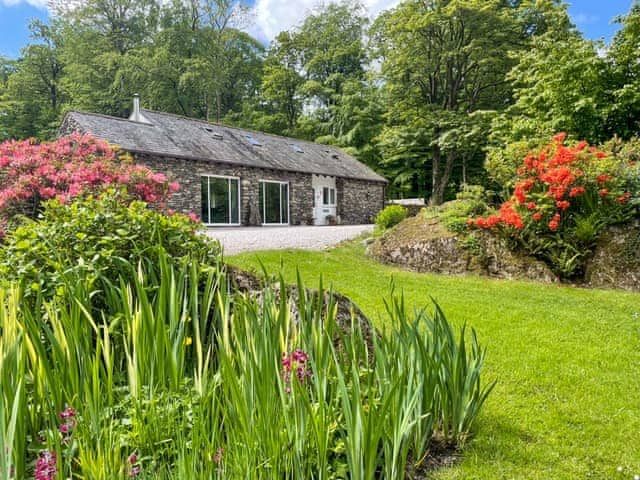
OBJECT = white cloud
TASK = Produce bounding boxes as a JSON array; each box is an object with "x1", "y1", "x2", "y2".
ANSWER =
[
  {"x1": 248, "y1": 0, "x2": 400, "y2": 44},
  {"x1": 572, "y1": 12, "x2": 599, "y2": 26},
  {"x1": 0, "y1": 0, "x2": 49, "y2": 8}
]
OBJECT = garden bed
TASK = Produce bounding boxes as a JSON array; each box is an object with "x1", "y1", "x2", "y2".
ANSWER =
[{"x1": 230, "y1": 243, "x2": 640, "y2": 479}]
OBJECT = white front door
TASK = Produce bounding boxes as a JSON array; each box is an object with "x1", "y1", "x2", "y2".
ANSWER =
[{"x1": 312, "y1": 175, "x2": 337, "y2": 225}]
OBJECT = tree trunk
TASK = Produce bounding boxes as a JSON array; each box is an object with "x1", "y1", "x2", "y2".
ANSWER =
[
  {"x1": 216, "y1": 91, "x2": 222, "y2": 123},
  {"x1": 431, "y1": 150, "x2": 456, "y2": 205},
  {"x1": 431, "y1": 146, "x2": 441, "y2": 205},
  {"x1": 462, "y1": 155, "x2": 467, "y2": 185}
]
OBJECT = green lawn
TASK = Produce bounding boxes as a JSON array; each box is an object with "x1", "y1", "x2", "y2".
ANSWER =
[{"x1": 229, "y1": 243, "x2": 640, "y2": 480}]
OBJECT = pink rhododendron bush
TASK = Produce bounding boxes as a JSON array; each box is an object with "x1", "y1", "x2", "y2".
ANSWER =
[{"x1": 0, "y1": 133, "x2": 178, "y2": 236}]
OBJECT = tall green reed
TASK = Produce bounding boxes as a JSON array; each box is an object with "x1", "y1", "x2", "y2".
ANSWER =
[{"x1": 0, "y1": 251, "x2": 494, "y2": 478}]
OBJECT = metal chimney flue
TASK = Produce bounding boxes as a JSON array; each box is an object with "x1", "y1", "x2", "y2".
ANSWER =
[
  {"x1": 133, "y1": 93, "x2": 140, "y2": 116},
  {"x1": 128, "y1": 94, "x2": 151, "y2": 124}
]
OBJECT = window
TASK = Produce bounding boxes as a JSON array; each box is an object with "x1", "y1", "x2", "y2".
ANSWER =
[
  {"x1": 322, "y1": 187, "x2": 336, "y2": 206},
  {"x1": 201, "y1": 176, "x2": 240, "y2": 225},
  {"x1": 259, "y1": 180, "x2": 289, "y2": 224},
  {"x1": 289, "y1": 143, "x2": 304, "y2": 153},
  {"x1": 245, "y1": 135, "x2": 262, "y2": 146},
  {"x1": 202, "y1": 127, "x2": 223, "y2": 139}
]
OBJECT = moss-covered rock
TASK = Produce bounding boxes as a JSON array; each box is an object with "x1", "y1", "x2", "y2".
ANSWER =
[
  {"x1": 368, "y1": 215, "x2": 557, "y2": 283},
  {"x1": 585, "y1": 223, "x2": 640, "y2": 291}
]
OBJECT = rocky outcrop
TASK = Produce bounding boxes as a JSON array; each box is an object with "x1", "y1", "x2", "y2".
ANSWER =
[
  {"x1": 585, "y1": 223, "x2": 640, "y2": 291},
  {"x1": 368, "y1": 215, "x2": 557, "y2": 283},
  {"x1": 227, "y1": 265, "x2": 377, "y2": 354}
]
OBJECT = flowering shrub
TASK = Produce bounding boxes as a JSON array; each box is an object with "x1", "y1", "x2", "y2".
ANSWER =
[
  {"x1": 0, "y1": 133, "x2": 179, "y2": 230},
  {"x1": 470, "y1": 133, "x2": 639, "y2": 277},
  {"x1": 0, "y1": 190, "x2": 221, "y2": 303}
]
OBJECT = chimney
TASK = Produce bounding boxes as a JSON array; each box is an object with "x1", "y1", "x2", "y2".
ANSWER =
[
  {"x1": 133, "y1": 93, "x2": 140, "y2": 116},
  {"x1": 128, "y1": 94, "x2": 151, "y2": 124}
]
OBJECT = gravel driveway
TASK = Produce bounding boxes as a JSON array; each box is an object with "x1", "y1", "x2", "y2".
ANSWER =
[{"x1": 205, "y1": 225, "x2": 374, "y2": 255}]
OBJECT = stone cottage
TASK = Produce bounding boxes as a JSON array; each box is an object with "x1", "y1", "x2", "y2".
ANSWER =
[{"x1": 59, "y1": 97, "x2": 387, "y2": 226}]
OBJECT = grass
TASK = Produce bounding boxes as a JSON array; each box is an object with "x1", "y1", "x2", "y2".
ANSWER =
[{"x1": 229, "y1": 242, "x2": 640, "y2": 480}]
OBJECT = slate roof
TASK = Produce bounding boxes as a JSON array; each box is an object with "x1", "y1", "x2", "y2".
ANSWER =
[{"x1": 63, "y1": 109, "x2": 387, "y2": 183}]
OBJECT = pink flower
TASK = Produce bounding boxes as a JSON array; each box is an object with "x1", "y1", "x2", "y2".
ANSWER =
[
  {"x1": 150, "y1": 172, "x2": 167, "y2": 183},
  {"x1": 59, "y1": 420, "x2": 77, "y2": 435},
  {"x1": 128, "y1": 451, "x2": 141, "y2": 477},
  {"x1": 59, "y1": 406, "x2": 76, "y2": 420},
  {"x1": 281, "y1": 349, "x2": 312, "y2": 392},
  {"x1": 34, "y1": 450, "x2": 57, "y2": 480},
  {"x1": 292, "y1": 349, "x2": 308, "y2": 363},
  {"x1": 212, "y1": 447, "x2": 223, "y2": 464}
]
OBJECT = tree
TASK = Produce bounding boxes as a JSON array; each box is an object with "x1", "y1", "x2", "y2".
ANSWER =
[
  {"x1": 375, "y1": 0, "x2": 524, "y2": 204},
  {"x1": 607, "y1": 2, "x2": 640, "y2": 138},
  {"x1": 58, "y1": 0, "x2": 161, "y2": 117},
  {"x1": 175, "y1": 0, "x2": 259, "y2": 122},
  {"x1": 239, "y1": 1, "x2": 369, "y2": 140},
  {"x1": 319, "y1": 77, "x2": 385, "y2": 166},
  {"x1": 0, "y1": 56, "x2": 16, "y2": 140},
  {"x1": 495, "y1": 31, "x2": 611, "y2": 144},
  {"x1": 0, "y1": 22, "x2": 65, "y2": 140},
  {"x1": 259, "y1": 31, "x2": 304, "y2": 134}
]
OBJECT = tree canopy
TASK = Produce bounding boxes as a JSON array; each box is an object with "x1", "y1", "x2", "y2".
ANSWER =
[{"x1": 2, "y1": 0, "x2": 640, "y2": 203}]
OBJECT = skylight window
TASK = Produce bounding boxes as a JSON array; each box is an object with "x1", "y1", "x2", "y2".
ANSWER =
[
  {"x1": 245, "y1": 135, "x2": 262, "y2": 146},
  {"x1": 289, "y1": 143, "x2": 304, "y2": 153},
  {"x1": 202, "y1": 126, "x2": 223, "y2": 139}
]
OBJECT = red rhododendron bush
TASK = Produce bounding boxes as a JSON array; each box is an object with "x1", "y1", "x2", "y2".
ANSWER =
[
  {"x1": 470, "y1": 133, "x2": 639, "y2": 278},
  {"x1": 0, "y1": 133, "x2": 179, "y2": 237}
]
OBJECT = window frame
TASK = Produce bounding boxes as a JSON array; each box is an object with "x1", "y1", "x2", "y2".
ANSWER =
[
  {"x1": 322, "y1": 186, "x2": 336, "y2": 207},
  {"x1": 259, "y1": 179, "x2": 290, "y2": 225},
  {"x1": 200, "y1": 174, "x2": 241, "y2": 226}
]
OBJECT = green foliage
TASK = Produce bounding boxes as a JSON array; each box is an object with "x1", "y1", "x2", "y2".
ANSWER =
[
  {"x1": 571, "y1": 213, "x2": 604, "y2": 246},
  {"x1": 0, "y1": 190, "x2": 221, "y2": 301},
  {"x1": 473, "y1": 135, "x2": 639, "y2": 278},
  {"x1": 0, "y1": 250, "x2": 493, "y2": 477},
  {"x1": 485, "y1": 138, "x2": 547, "y2": 194},
  {"x1": 492, "y1": 3, "x2": 640, "y2": 149},
  {"x1": 440, "y1": 185, "x2": 491, "y2": 233},
  {"x1": 607, "y1": 5, "x2": 640, "y2": 139},
  {"x1": 497, "y1": 30, "x2": 611, "y2": 144},
  {"x1": 373, "y1": 0, "x2": 542, "y2": 203},
  {"x1": 230, "y1": 244, "x2": 640, "y2": 479},
  {"x1": 375, "y1": 204, "x2": 408, "y2": 229},
  {"x1": 0, "y1": 21, "x2": 65, "y2": 141}
]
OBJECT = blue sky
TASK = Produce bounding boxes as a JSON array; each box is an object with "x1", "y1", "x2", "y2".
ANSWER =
[{"x1": 0, "y1": 0, "x2": 635, "y2": 59}]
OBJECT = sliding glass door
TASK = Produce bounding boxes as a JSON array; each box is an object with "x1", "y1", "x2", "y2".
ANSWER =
[
  {"x1": 201, "y1": 176, "x2": 240, "y2": 225},
  {"x1": 259, "y1": 180, "x2": 289, "y2": 225}
]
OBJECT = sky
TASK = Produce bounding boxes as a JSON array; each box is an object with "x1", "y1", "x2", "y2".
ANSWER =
[{"x1": 0, "y1": 0, "x2": 635, "y2": 59}]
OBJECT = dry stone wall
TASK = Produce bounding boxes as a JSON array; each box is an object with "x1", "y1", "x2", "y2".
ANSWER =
[{"x1": 368, "y1": 215, "x2": 557, "y2": 283}]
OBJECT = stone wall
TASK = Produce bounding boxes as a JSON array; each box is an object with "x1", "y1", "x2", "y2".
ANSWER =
[
  {"x1": 337, "y1": 178, "x2": 386, "y2": 225},
  {"x1": 135, "y1": 154, "x2": 313, "y2": 225},
  {"x1": 368, "y1": 215, "x2": 557, "y2": 283},
  {"x1": 585, "y1": 223, "x2": 640, "y2": 291},
  {"x1": 58, "y1": 114, "x2": 82, "y2": 137},
  {"x1": 136, "y1": 154, "x2": 384, "y2": 225}
]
